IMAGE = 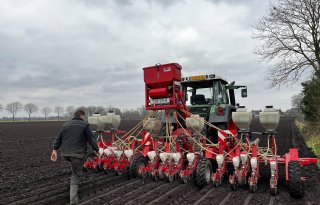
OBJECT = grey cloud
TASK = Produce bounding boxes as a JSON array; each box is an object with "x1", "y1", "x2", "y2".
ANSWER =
[{"x1": 0, "y1": 0, "x2": 299, "y2": 116}]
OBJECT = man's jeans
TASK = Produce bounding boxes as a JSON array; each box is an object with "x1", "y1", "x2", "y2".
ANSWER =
[{"x1": 64, "y1": 157, "x2": 84, "y2": 185}]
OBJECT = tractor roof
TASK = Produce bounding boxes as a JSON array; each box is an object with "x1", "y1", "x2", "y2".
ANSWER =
[{"x1": 181, "y1": 74, "x2": 228, "y2": 85}]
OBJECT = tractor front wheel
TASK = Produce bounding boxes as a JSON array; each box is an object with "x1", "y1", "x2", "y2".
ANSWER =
[
  {"x1": 288, "y1": 161, "x2": 304, "y2": 198},
  {"x1": 196, "y1": 158, "x2": 212, "y2": 189}
]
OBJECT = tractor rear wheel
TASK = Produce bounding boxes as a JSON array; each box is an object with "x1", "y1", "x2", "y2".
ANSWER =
[
  {"x1": 288, "y1": 161, "x2": 304, "y2": 198},
  {"x1": 129, "y1": 154, "x2": 147, "y2": 178},
  {"x1": 196, "y1": 158, "x2": 212, "y2": 189}
]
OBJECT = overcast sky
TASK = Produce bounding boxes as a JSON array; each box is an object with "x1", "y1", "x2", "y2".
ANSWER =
[{"x1": 0, "y1": 0, "x2": 303, "y2": 117}]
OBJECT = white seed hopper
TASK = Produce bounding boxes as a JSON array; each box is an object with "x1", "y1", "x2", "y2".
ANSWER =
[
  {"x1": 232, "y1": 107, "x2": 252, "y2": 131},
  {"x1": 259, "y1": 106, "x2": 280, "y2": 132},
  {"x1": 143, "y1": 117, "x2": 161, "y2": 133},
  {"x1": 88, "y1": 113, "x2": 121, "y2": 130},
  {"x1": 186, "y1": 114, "x2": 204, "y2": 133}
]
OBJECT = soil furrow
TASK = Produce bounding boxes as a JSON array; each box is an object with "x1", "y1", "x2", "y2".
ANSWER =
[
  {"x1": 218, "y1": 192, "x2": 232, "y2": 205},
  {"x1": 108, "y1": 180, "x2": 166, "y2": 205},
  {"x1": 146, "y1": 183, "x2": 190, "y2": 205},
  {"x1": 5, "y1": 172, "x2": 106, "y2": 203},
  {"x1": 10, "y1": 175, "x2": 124, "y2": 205},
  {"x1": 79, "y1": 179, "x2": 140, "y2": 205},
  {"x1": 124, "y1": 181, "x2": 180, "y2": 205},
  {"x1": 1, "y1": 119, "x2": 319, "y2": 205},
  {"x1": 31, "y1": 175, "x2": 128, "y2": 205},
  {"x1": 192, "y1": 188, "x2": 215, "y2": 205}
]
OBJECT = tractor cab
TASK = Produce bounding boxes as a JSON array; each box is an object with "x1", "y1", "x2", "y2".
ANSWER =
[{"x1": 181, "y1": 74, "x2": 247, "y2": 125}]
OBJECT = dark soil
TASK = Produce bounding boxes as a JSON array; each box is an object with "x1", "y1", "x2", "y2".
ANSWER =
[{"x1": 0, "y1": 118, "x2": 319, "y2": 205}]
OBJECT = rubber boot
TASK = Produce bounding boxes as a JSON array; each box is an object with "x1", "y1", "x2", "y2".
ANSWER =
[{"x1": 70, "y1": 185, "x2": 79, "y2": 205}]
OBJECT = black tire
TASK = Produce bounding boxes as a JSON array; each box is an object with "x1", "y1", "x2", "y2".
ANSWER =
[
  {"x1": 129, "y1": 154, "x2": 147, "y2": 178},
  {"x1": 196, "y1": 158, "x2": 212, "y2": 189},
  {"x1": 288, "y1": 161, "x2": 304, "y2": 198}
]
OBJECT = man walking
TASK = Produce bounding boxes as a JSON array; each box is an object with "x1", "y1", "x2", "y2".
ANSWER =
[{"x1": 51, "y1": 109, "x2": 99, "y2": 205}]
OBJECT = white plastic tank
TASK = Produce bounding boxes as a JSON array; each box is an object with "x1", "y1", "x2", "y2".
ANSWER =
[
  {"x1": 147, "y1": 151, "x2": 157, "y2": 162},
  {"x1": 232, "y1": 107, "x2": 252, "y2": 131},
  {"x1": 88, "y1": 112, "x2": 121, "y2": 130},
  {"x1": 259, "y1": 106, "x2": 280, "y2": 132},
  {"x1": 88, "y1": 113, "x2": 101, "y2": 126},
  {"x1": 143, "y1": 117, "x2": 161, "y2": 133},
  {"x1": 160, "y1": 152, "x2": 168, "y2": 162},
  {"x1": 186, "y1": 114, "x2": 205, "y2": 133},
  {"x1": 172, "y1": 153, "x2": 181, "y2": 164},
  {"x1": 186, "y1": 153, "x2": 195, "y2": 164},
  {"x1": 124, "y1": 149, "x2": 134, "y2": 159}
]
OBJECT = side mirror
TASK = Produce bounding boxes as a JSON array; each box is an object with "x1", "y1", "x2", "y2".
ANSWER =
[
  {"x1": 229, "y1": 81, "x2": 235, "y2": 85},
  {"x1": 241, "y1": 88, "x2": 247, "y2": 98}
]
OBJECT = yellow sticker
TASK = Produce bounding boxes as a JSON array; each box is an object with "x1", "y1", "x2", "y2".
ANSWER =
[{"x1": 190, "y1": 75, "x2": 206, "y2": 81}]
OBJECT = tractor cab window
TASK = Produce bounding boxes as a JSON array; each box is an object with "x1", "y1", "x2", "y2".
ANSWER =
[
  {"x1": 213, "y1": 81, "x2": 229, "y2": 105},
  {"x1": 185, "y1": 86, "x2": 213, "y2": 105},
  {"x1": 212, "y1": 81, "x2": 220, "y2": 104},
  {"x1": 220, "y1": 83, "x2": 229, "y2": 104}
]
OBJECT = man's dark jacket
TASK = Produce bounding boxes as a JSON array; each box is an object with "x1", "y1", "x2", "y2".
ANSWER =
[{"x1": 52, "y1": 118, "x2": 99, "y2": 159}]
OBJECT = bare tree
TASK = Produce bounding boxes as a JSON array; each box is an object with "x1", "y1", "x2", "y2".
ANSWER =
[
  {"x1": 0, "y1": 104, "x2": 2, "y2": 111},
  {"x1": 87, "y1": 106, "x2": 97, "y2": 117},
  {"x1": 96, "y1": 106, "x2": 106, "y2": 114},
  {"x1": 42, "y1": 107, "x2": 52, "y2": 120},
  {"x1": 54, "y1": 106, "x2": 64, "y2": 121},
  {"x1": 137, "y1": 105, "x2": 149, "y2": 119},
  {"x1": 24, "y1": 103, "x2": 39, "y2": 121},
  {"x1": 254, "y1": 0, "x2": 320, "y2": 87},
  {"x1": 66, "y1": 106, "x2": 76, "y2": 120},
  {"x1": 107, "y1": 106, "x2": 122, "y2": 115},
  {"x1": 85, "y1": 106, "x2": 107, "y2": 116},
  {"x1": 6, "y1": 102, "x2": 23, "y2": 122}
]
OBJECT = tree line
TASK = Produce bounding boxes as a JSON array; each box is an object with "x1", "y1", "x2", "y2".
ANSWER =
[{"x1": 0, "y1": 102, "x2": 149, "y2": 122}]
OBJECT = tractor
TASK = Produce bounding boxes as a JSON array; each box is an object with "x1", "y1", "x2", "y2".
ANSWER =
[
  {"x1": 181, "y1": 74, "x2": 247, "y2": 143},
  {"x1": 85, "y1": 62, "x2": 317, "y2": 198}
]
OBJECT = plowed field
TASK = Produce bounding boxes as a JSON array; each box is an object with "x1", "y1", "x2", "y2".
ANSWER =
[{"x1": 0, "y1": 118, "x2": 319, "y2": 205}]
